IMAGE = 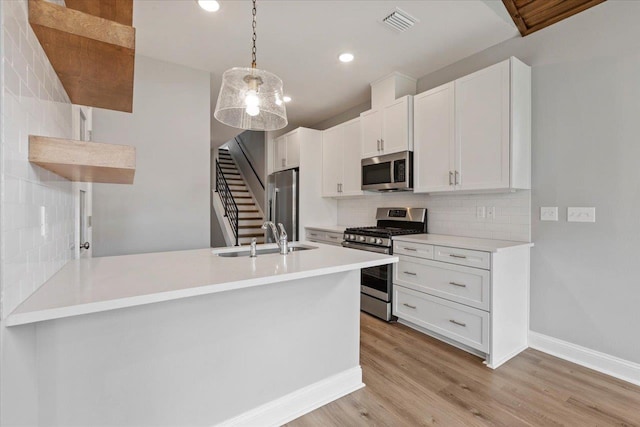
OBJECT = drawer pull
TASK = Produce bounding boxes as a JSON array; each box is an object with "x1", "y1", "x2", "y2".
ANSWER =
[
  {"x1": 309, "y1": 233, "x2": 318, "y2": 237},
  {"x1": 403, "y1": 247, "x2": 417, "y2": 251},
  {"x1": 448, "y1": 281, "x2": 467, "y2": 288},
  {"x1": 403, "y1": 271, "x2": 417, "y2": 276},
  {"x1": 328, "y1": 235, "x2": 339, "y2": 239},
  {"x1": 449, "y1": 254, "x2": 467, "y2": 259},
  {"x1": 449, "y1": 319, "x2": 466, "y2": 327},
  {"x1": 403, "y1": 303, "x2": 417, "y2": 309}
]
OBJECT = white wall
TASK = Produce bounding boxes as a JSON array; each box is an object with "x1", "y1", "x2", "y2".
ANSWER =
[
  {"x1": 0, "y1": 0, "x2": 74, "y2": 424},
  {"x1": 92, "y1": 56, "x2": 211, "y2": 256}
]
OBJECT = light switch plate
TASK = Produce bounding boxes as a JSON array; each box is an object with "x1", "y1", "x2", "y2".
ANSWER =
[
  {"x1": 476, "y1": 206, "x2": 486, "y2": 220},
  {"x1": 540, "y1": 207, "x2": 558, "y2": 221},
  {"x1": 568, "y1": 207, "x2": 596, "y2": 223},
  {"x1": 487, "y1": 207, "x2": 495, "y2": 220}
]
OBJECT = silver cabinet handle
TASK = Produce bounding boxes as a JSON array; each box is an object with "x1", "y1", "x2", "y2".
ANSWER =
[
  {"x1": 309, "y1": 233, "x2": 318, "y2": 237},
  {"x1": 337, "y1": 183, "x2": 339, "y2": 193},
  {"x1": 403, "y1": 303, "x2": 417, "y2": 309},
  {"x1": 449, "y1": 254, "x2": 467, "y2": 259},
  {"x1": 282, "y1": 158, "x2": 286, "y2": 167},
  {"x1": 403, "y1": 247, "x2": 417, "y2": 251},
  {"x1": 376, "y1": 139, "x2": 381, "y2": 151},
  {"x1": 449, "y1": 171, "x2": 453, "y2": 185},
  {"x1": 81, "y1": 242, "x2": 90, "y2": 250},
  {"x1": 328, "y1": 235, "x2": 339, "y2": 239},
  {"x1": 403, "y1": 271, "x2": 417, "y2": 276},
  {"x1": 339, "y1": 183, "x2": 343, "y2": 192},
  {"x1": 449, "y1": 281, "x2": 467, "y2": 288},
  {"x1": 455, "y1": 171, "x2": 460, "y2": 185},
  {"x1": 449, "y1": 319, "x2": 466, "y2": 327}
]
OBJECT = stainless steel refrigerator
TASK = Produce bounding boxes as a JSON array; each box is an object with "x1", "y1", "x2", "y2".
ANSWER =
[{"x1": 267, "y1": 168, "x2": 299, "y2": 242}]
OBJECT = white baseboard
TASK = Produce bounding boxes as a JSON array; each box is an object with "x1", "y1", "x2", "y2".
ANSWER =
[
  {"x1": 529, "y1": 331, "x2": 640, "y2": 387},
  {"x1": 216, "y1": 366, "x2": 364, "y2": 427}
]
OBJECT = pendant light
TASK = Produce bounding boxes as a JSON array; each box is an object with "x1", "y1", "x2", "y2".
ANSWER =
[{"x1": 214, "y1": 0, "x2": 288, "y2": 131}]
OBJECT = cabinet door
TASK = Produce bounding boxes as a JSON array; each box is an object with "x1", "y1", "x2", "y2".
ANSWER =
[
  {"x1": 321, "y1": 126, "x2": 342, "y2": 197},
  {"x1": 273, "y1": 136, "x2": 286, "y2": 172},
  {"x1": 341, "y1": 118, "x2": 363, "y2": 196},
  {"x1": 285, "y1": 131, "x2": 300, "y2": 169},
  {"x1": 455, "y1": 60, "x2": 510, "y2": 191},
  {"x1": 382, "y1": 96, "x2": 412, "y2": 155},
  {"x1": 414, "y1": 83, "x2": 455, "y2": 193},
  {"x1": 360, "y1": 109, "x2": 382, "y2": 159}
]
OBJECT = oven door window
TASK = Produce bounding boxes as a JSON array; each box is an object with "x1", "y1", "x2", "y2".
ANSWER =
[
  {"x1": 361, "y1": 264, "x2": 391, "y2": 301},
  {"x1": 362, "y1": 162, "x2": 391, "y2": 185}
]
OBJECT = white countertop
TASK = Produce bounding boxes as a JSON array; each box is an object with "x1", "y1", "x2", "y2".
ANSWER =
[
  {"x1": 7, "y1": 242, "x2": 397, "y2": 327},
  {"x1": 393, "y1": 234, "x2": 534, "y2": 253},
  {"x1": 305, "y1": 225, "x2": 350, "y2": 234}
]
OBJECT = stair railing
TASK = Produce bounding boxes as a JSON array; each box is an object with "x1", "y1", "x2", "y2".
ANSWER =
[{"x1": 215, "y1": 159, "x2": 239, "y2": 246}]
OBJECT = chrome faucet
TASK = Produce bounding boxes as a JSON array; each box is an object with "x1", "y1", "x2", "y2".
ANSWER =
[{"x1": 262, "y1": 221, "x2": 289, "y2": 255}]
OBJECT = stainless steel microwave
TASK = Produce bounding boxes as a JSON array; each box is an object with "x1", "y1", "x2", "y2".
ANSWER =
[{"x1": 361, "y1": 151, "x2": 413, "y2": 192}]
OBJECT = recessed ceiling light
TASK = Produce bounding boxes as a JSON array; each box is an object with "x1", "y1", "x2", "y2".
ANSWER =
[
  {"x1": 338, "y1": 53, "x2": 354, "y2": 63},
  {"x1": 197, "y1": 0, "x2": 220, "y2": 12},
  {"x1": 283, "y1": 96, "x2": 292, "y2": 103}
]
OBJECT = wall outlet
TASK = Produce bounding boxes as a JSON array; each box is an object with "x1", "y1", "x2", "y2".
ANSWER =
[
  {"x1": 487, "y1": 207, "x2": 495, "y2": 220},
  {"x1": 476, "y1": 206, "x2": 486, "y2": 220},
  {"x1": 568, "y1": 207, "x2": 596, "y2": 223},
  {"x1": 540, "y1": 207, "x2": 558, "y2": 221}
]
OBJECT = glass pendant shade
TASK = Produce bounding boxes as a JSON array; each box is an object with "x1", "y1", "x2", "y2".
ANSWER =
[{"x1": 214, "y1": 67, "x2": 288, "y2": 131}]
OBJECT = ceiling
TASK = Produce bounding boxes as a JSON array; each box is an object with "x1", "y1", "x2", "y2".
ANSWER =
[{"x1": 133, "y1": 1, "x2": 519, "y2": 147}]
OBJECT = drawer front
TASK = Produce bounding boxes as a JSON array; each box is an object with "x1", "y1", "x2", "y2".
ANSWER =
[
  {"x1": 393, "y1": 285, "x2": 489, "y2": 352},
  {"x1": 434, "y1": 246, "x2": 490, "y2": 270},
  {"x1": 324, "y1": 231, "x2": 344, "y2": 244},
  {"x1": 395, "y1": 258, "x2": 490, "y2": 311},
  {"x1": 305, "y1": 229, "x2": 344, "y2": 246},
  {"x1": 394, "y1": 241, "x2": 434, "y2": 259}
]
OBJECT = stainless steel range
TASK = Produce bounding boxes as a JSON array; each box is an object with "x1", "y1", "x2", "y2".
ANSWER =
[{"x1": 342, "y1": 207, "x2": 427, "y2": 321}]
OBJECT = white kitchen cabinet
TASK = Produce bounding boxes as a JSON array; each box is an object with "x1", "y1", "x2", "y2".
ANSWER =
[
  {"x1": 360, "y1": 95, "x2": 413, "y2": 159},
  {"x1": 321, "y1": 117, "x2": 363, "y2": 198},
  {"x1": 413, "y1": 57, "x2": 531, "y2": 193},
  {"x1": 413, "y1": 82, "x2": 455, "y2": 193},
  {"x1": 392, "y1": 235, "x2": 531, "y2": 369},
  {"x1": 272, "y1": 130, "x2": 301, "y2": 172}
]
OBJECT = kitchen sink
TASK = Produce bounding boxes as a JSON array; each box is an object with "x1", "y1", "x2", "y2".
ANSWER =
[{"x1": 214, "y1": 244, "x2": 318, "y2": 257}]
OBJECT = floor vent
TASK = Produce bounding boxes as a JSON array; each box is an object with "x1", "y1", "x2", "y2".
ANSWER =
[{"x1": 382, "y1": 8, "x2": 418, "y2": 33}]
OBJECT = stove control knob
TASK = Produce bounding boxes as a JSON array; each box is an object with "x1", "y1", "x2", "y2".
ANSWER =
[
  {"x1": 350, "y1": 234, "x2": 356, "y2": 240},
  {"x1": 376, "y1": 238, "x2": 383, "y2": 245},
  {"x1": 369, "y1": 237, "x2": 376, "y2": 244},
  {"x1": 358, "y1": 236, "x2": 366, "y2": 242}
]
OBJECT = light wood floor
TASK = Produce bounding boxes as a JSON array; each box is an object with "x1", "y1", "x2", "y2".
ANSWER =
[{"x1": 287, "y1": 313, "x2": 640, "y2": 426}]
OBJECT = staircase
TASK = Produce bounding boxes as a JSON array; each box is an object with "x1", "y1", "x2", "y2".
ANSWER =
[{"x1": 217, "y1": 149, "x2": 265, "y2": 245}]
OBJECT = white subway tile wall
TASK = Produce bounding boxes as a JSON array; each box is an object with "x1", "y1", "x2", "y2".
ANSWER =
[
  {"x1": 338, "y1": 190, "x2": 531, "y2": 242},
  {"x1": 1, "y1": 0, "x2": 74, "y2": 317}
]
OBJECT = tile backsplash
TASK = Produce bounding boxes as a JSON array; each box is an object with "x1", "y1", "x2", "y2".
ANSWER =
[
  {"x1": 1, "y1": 0, "x2": 74, "y2": 317},
  {"x1": 338, "y1": 190, "x2": 531, "y2": 242}
]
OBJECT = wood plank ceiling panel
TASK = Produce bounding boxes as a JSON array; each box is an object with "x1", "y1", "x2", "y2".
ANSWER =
[{"x1": 502, "y1": 0, "x2": 606, "y2": 36}]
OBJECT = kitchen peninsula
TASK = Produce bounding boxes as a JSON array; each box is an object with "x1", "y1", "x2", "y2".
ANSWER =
[{"x1": 8, "y1": 243, "x2": 396, "y2": 426}]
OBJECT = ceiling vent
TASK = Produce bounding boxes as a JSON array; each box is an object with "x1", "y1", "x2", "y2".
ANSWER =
[{"x1": 382, "y1": 8, "x2": 418, "y2": 33}]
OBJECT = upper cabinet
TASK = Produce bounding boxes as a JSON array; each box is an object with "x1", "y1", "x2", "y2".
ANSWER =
[
  {"x1": 414, "y1": 57, "x2": 531, "y2": 193},
  {"x1": 29, "y1": 0, "x2": 135, "y2": 112},
  {"x1": 272, "y1": 130, "x2": 301, "y2": 172},
  {"x1": 322, "y1": 118, "x2": 363, "y2": 198},
  {"x1": 361, "y1": 95, "x2": 413, "y2": 159}
]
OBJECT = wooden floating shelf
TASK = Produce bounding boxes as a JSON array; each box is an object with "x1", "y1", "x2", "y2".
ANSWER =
[
  {"x1": 28, "y1": 0, "x2": 135, "y2": 112},
  {"x1": 29, "y1": 135, "x2": 136, "y2": 184}
]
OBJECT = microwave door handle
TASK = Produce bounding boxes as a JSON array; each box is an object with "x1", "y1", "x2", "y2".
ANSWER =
[{"x1": 390, "y1": 159, "x2": 395, "y2": 184}]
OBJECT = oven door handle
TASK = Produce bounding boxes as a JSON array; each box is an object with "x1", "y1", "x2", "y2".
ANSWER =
[{"x1": 341, "y1": 241, "x2": 391, "y2": 255}]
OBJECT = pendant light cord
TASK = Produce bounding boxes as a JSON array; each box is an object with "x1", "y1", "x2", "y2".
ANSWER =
[{"x1": 251, "y1": 0, "x2": 257, "y2": 68}]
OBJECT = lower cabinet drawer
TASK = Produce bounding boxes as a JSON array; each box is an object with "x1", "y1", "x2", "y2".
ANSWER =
[
  {"x1": 394, "y1": 241, "x2": 434, "y2": 259},
  {"x1": 393, "y1": 285, "x2": 489, "y2": 353},
  {"x1": 306, "y1": 230, "x2": 323, "y2": 240},
  {"x1": 324, "y1": 232, "x2": 343, "y2": 244},
  {"x1": 434, "y1": 246, "x2": 491, "y2": 270},
  {"x1": 305, "y1": 229, "x2": 344, "y2": 246},
  {"x1": 394, "y1": 257, "x2": 490, "y2": 311}
]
